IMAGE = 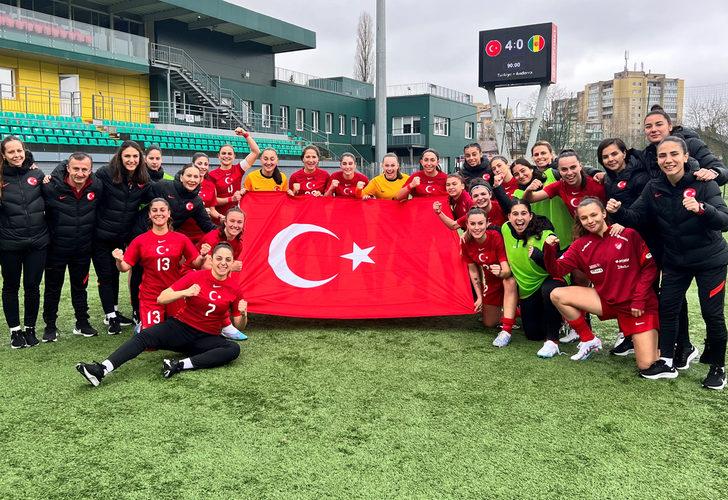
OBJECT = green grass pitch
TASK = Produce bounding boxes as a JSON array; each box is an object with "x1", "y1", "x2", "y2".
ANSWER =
[{"x1": 0, "y1": 271, "x2": 727, "y2": 499}]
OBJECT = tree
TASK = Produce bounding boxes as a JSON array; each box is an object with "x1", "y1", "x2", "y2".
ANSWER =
[
  {"x1": 685, "y1": 94, "x2": 728, "y2": 137},
  {"x1": 353, "y1": 12, "x2": 374, "y2": 83}
]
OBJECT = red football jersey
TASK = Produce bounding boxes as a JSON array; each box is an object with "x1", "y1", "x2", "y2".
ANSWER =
[
  {"x1": 123, "y1": 230, "x2": 199, "y2": 301},
  {"x1": 199, "y1": 229, "x2": 244, "y2": 260},
  {"x1": 457, "y1": 199, "x2": 506, "y2": 229},
  {"x1": 199, "y1": 177, "x2": 217, "y2": 208},
  {"x1": 170, "y1": 269, "x2": 245, "y2": 335},
  {"x1": 450, "y1": 191, "x2": 474, "y2": 220},
  {"x1": 543, "y1": 227, "x2": 658, "y2": 312},
  {"x1": 289, "y1": 168, "x2": 330, "y2": 195},
  {"x1": 501, "y1": 176, "x2": 519, "y2": 197},
  {"x1": 460, "y1": 230, "x2": 508, "y2": 289},
  {"x1": 543, "y1": 175, "x2": 606, "y2": 217},
  {"x1": 402, "y1": 170, "x2": 448, "y2": 197},
  {"x1": 208, "y1": 163, "x2": 245, "y2": 213},
  {"x1": 327, "y1": 171, "x2": 369, "y2": 197}
]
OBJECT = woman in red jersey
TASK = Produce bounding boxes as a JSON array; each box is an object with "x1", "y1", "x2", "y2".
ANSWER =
[
  {"x1": 112, "y1": 198, "x2": 202, "y2": 331},
  {"x1": 208, "y1": 127, "x2": 260, "y2": 214},
  {"x1": 542, "y1": 197, "x2": 659, "y2": 369},
  {"x1": 434, "y1": 181, "x2": 505, "y2": 230},
  {"x1": 76, "y1": 242, "x2": 247, "y2": 386},
  {"x1": 324, "y1": 153, "x2": 368, "y2": 197},
  {"x1": 460, "y1": 208, "x2": 519, "y2": 346},
  {"x1": 394, "y1": 149, "x2": 448, "y2": 200},
  {"x1": 198, "y1": 207, "x2": 245, "y2": 271},
  {"x1": 490, "y1": 155, "x2": 518, "y2": 196},
  {"x1": 288, "y1": 145, "x2": 330, "y2": 196}
]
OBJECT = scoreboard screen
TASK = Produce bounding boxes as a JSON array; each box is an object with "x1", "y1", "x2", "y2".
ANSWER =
[{"x1": 478, "y1": 23, "x2": 557, "y2": 88}]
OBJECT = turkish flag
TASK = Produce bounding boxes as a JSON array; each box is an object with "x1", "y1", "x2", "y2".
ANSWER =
[{"x1": 239, "y1": 193, "x2": 473, "y2": 318}]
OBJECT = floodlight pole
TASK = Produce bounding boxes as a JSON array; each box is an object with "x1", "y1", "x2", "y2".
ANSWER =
[
  {"x1": 375, "y1": 0, "x2": 387, "y2": 166},
  {"x1": 485, "y1": 87, "x2": 512, "y2": 163},
  {"x1": 525, "y1": 83, "x2": 550, "y2": 157}
]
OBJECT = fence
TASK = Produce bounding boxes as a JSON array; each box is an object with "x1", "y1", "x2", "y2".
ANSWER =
[{"x1": 0, "y1": 84, "x2": 81, "y2": 117}]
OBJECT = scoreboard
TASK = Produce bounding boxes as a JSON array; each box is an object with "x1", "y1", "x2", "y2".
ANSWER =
[{"x1": 478, "y1": 23, "x2": 557, "y2": 88}]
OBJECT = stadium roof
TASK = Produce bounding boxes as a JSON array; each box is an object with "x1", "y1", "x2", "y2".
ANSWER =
[{"x1": 88, "y1": 0, "x2": 316, "y2": 53}]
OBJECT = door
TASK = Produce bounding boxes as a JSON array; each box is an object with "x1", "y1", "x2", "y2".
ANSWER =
[{"x1": 59, "y1": 74, "x2": 80, "y2": 117}]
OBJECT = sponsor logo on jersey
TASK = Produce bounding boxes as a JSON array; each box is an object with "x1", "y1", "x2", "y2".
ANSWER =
[
  {"x1": 581, "y1": 241, "x2": 593, "y2": 252},
  {"x1": 589, "y1": 267, "x2": 604, "y2": 274}
]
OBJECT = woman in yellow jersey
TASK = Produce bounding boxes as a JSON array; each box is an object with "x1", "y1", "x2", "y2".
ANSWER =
[
  {"x1": 242, "y1": 147, "x2": 288, "y2": 193},
  {"x1": 360, "y1": 153, "x2": 410, "y2": 200}
]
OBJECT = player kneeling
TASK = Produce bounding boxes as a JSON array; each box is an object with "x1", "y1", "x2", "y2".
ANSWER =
[
  {"x1": 542, "y1": 198, "x2": 659, "y2": 370},
  {"x1": 460, "y1": 208, "x2": 518, "y2": 346},
  {"x1": 76, "y1": 243, "x2": 246, "y2": 385}
]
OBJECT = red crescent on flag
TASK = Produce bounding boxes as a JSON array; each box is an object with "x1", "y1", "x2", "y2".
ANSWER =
[
  {"x1": 27, "y1": 177, "x2": 38, "y2": 186},
  {"x1": 485, "y1": 40, "x2": 502, "y2": 57},
  {"x1": 617, "y1": 181, "x2": 627, "y2": 190},
  {"x1": 683, "y1": 188, "x2": 696, "y2": 198}
]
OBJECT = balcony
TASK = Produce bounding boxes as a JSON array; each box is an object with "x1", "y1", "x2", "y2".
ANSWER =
[
  {"x1": 0, "y1": 4, "x2": 148, "y2": 73},
  {"x1": 388, "y1": 83, "x2": 473, "y2": 104},
  {"x1": 388, "y1": 134, "x2": 427, "y2": 147}
]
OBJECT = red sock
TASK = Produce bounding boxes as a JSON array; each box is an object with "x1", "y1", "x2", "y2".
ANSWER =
[
  {"x1": 567, "y1": 315, "x2": 595, "y2": 342},
  {"x1": 500, "y1": 316, "x2": 515, "y2": 334}
]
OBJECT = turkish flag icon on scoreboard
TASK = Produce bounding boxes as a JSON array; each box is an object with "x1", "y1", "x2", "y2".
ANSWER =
[{"x1": 238, "y1": 193, "x2": 473, "y2": 319}]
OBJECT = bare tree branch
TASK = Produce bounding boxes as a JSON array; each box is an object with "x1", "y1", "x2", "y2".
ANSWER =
[{"x1": 354, "y1": 12, "x2": 374, "y2": 83}]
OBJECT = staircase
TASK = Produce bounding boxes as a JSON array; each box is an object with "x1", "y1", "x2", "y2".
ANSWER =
[{"x1": 149, "y1": 43, "x2": 246, "y2": 128}]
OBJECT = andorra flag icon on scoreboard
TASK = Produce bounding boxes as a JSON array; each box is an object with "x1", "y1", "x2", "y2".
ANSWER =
[{"x1": 528, "y1": 34, "x2": 545, "y2": 53}]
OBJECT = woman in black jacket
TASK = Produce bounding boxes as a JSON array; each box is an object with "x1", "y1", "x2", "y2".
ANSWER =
[
  {"x1": 92, "y1": 140, "x2": 151, "y2": 335},
  {"x1": 41, "y1": 153, "x2": 102, "y2": 342},
  {"x1": 607, "y1": 136, "x2": 728, "y2": 389},
  {"x1": 0, "y1": 136, "x2": 48, "y2": 348}
]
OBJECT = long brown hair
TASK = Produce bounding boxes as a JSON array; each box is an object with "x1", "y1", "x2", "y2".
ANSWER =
[
  {"x1": 573, "y1": 197, "x2": 608, "y2": 239},
  {"x1": 109, "y1": 140, "x2": 150, "y2": 185}
]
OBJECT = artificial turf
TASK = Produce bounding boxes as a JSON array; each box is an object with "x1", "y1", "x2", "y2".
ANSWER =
[{"x1": 1, "y1": 276, "x2": 727, "y2": 499}]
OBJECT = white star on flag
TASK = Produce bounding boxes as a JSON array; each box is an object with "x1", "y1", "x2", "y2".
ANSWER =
[{"x1": 340, "y1": 242, "x2": 375, "y2": 270}]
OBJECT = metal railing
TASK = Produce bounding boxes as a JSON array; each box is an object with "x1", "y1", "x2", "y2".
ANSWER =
[
  {"x1": 0, "y1": 3, "x2": 148, "y2": 61},
  {"x1": 387, "y1": 133, "x2": 426, "y2": 147},
  {"x1": 387, "y1": 83, "x2": 473, "y2": 104},
  {"x1": 275, "y1": 67, "x2": 373, "y2": 98},
  {"x1": 0, "y1": 84, "x2": 81, "y2": 117}
]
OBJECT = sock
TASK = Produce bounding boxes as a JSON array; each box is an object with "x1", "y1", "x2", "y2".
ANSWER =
[
  {"x1": 567, "y1": 315, "x2": 595, "y2": 342},
  {"x1": 221, "y1": 324, "x2": 239, "y2": 335},
  {"x1": 500, "y1": 317, "x2": 515, "y2": 334},
  {"x1": 106, "y1": 312, "x2": 117, "y2": 320},
  {"x1": 9, "y1": 326, "x2": 21, "y2": 333},
  {"x1": 660, "y1": 357, "x2": 673, "y2": 368},
  {"x1": 180, "y1": 358, "x2": 194, "y2": 370},
  {"x1": 102, "y1": 360, "x2": 114, "y2": 374},
  {"x1": 114, "y1": 305, "x2": 119, "y2": 311}
]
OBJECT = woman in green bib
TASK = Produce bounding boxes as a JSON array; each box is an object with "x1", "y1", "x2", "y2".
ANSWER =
[
  {"x1": 501, "y1": 198, "x2": 569, "y2": 358},
  {"x1": 493, "y1": 158, "x2": 573, "y2": 249}
]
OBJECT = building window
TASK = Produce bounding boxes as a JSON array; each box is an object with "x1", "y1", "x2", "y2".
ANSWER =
[
  {"x1": 261, "y1": 103, "x2": 272, "y2": 128},
  {"x1": 0, "y1": 67, "x2": 15, "y2": 99},
  {"x1": 464, "y1": 122, "x2": 474, "y2": 140},
  {"x1": 325, "y1": 112, "x2": 333, "y2": 134},
  {"x1": 392, "y1": 116, "x2": 421, "y2": 135},
  {"x1": 351, "y1": 117, "x2": 358, "y2": 137},
  {"x1": 433, "y1": 116, "x2": 449, "y2": 136},
  {"x1": 440, "y1": 157, "x2": 449, "y2": 171},
  {"x1": 296, "y1": 108, "x2": 304, "y2": 131},
  {"x1": 242, "y1": 100, "x2": 253, "y2": 123},
  {"x1": 280, "y1": 106, "x2": 289, "y2": 130},
  {"x1": 339, "y1": 114, "x2": 345, "y2": 135},
  {"x1": 312, "y1": 111, "x2": 320, "y2": 132}
]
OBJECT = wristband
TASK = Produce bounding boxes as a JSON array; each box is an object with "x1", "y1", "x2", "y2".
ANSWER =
[
  {"x1": 242, "y1": 132, "x2": 249, "y2": 138},
  {"x1": 698, "y1": 202, "x2": 705, "y2": 215}
]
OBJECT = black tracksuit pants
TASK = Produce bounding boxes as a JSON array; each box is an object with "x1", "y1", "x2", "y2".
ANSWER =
[
  {"x1": 129, "y1": 263, "x2": 142, "y2": 315},
  {"x1": 659, "y1": 265, "x2": 727, "y2": 367},
  {"x1": 43, "y1": 251, "x2": 91, "y2": 328},
  {"x1": 520, "y1": 277, "x2": 566, "y2": 342},
  {"x1": 107, "y1": 318, "x2": 240, "y2": 370},
  {"x1": 0, "y1": 247, "x2": 47, "y2": 328},
  {"x1": 92, "y1": 238, "x2": 124, "y2": 315}
]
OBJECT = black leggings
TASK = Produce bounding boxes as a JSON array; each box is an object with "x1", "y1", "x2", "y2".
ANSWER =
[
  {"x1": 92, "y1": 239, "x2": 124, "y2": 315},
  {"x1": 43, "y1": 252, "x2": 92, "y2": 327},
  {"x1": 0, "y1": 247, "x2": 47, "y2": 328},
  {"x1": 129, "y1": 263, "x2": 142, "y2": 315},
  {"x1": 519, "y1": 278, "x2": 566, "y2": 342},
  {"x1": 107, "y1": 318, "x2": 240, "y2": 370},
  {"x1": 659, "y1": 265, "x2": 727, "y2": 367}
]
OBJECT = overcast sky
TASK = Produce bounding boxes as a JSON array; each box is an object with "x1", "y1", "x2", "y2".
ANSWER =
[{"x1": 229, "y1": 0, "x2": 728, "y2": 112}]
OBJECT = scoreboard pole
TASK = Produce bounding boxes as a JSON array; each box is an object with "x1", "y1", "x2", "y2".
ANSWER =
[
  {"x1": 525, "y1": 82, "x2": 550, "y2": 157},
  {"x1": 485, "y1": 87, "x2": 512, "y2": 163}
]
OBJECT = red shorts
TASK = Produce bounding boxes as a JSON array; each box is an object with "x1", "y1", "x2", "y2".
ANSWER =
[
  {"x1": 139, "y1": 299, "x2": 182, "y2": 330},
  {"x1": 599, "y1": 300, "x2": 659, "y2": 336},
  {"x1": 483, "y1": 277, "x2": 505, "y2": 307}
]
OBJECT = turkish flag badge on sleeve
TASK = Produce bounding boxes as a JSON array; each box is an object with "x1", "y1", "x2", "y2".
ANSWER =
[{"x1": 239, "y1": 193, "x2": 473, "y2": 319}]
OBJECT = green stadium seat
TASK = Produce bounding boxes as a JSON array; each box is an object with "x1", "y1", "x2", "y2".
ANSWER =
[
  {"x1": 88, "y1": 139, "x2": 99, "y2": 146},
  {"x1": 58, "y1": 137, "x2": 69, "y2": 145}
]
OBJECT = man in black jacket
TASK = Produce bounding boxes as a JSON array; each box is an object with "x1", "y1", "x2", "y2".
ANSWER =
[{"x1": 41, "y1": 153, "x2": 102, "y2": 341}]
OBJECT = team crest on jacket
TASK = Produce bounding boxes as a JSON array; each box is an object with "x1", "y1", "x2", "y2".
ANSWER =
[
  {"x1": 614, "y1": 242, "x2": 623, "y2": 250},
  {"x1": 483, "y1": 173, "x2": 491, "y2": 181},
  {"x1": 185, "y1": 201, "x2": 194, "y2": 211},
  {"x1": 27, "y1": 177, "x2": 38, "y2": 186},
  {"x1": 87, "y1": 192, "x2": 95, "y2": 201},
  {"x1": 683, "y1": 188, "x2": 696, "y2": 198},
  {"x1": 617, "y1": 180, "x2": 627, "y2": 189}
]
